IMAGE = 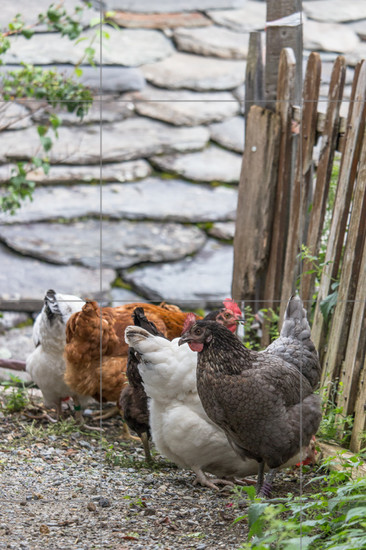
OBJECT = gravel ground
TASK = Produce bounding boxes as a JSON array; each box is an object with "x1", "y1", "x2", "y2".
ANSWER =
[{"x1": 0, "y1": 386, "x2": 319, "y2": 550}]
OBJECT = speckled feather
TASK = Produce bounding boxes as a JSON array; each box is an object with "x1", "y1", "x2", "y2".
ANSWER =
[
  {"x1": 264, "y1": 295, "x2": 321, "y2": 389},
  {"x1": 190, "y1": 318, "x2": 322, "y2": 470}
]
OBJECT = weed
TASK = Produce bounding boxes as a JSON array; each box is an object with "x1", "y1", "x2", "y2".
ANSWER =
[
  {"x1": 0, "y1": 375, "x2": 28, "y2": 412},
  {"x1": 236, "y1": 461, "x2": 366, "y2": 549}
]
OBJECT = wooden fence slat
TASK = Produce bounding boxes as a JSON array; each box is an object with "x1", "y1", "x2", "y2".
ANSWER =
[
  {"x1": 245, "y1": 32, "x2": 264, "y2": 113},
  {"x1": 311, "y1": 60, "x2": 366, "y2": 357},
  {"x1": 337, "y1": 272, "x2": 366, "y2": 437},
  {"x1": 301, "y1": 56, "x2": 346, "y2": 310},
  {"x1": 265, "y1": 0, "x2": 303, "y2": 110},
  {"x1": 320, "y1": 124, "x2": 366, "y2": 399},
  {"x1": 232, "y1": 105, "x2": 281, "y2": 303},
  {"x1": 261, "y1": 48, "x2": 296, "y2": 345},
  {"x1": 279, "y1": 52, "x2": 321, "y2": 322},
  {"x1": 350, "y1": 354, "x2": 366, "y2": 453}
]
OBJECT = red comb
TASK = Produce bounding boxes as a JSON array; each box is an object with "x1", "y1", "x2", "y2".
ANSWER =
[
  {"x1": 182, "y1": 312, "x2": 198, "y2": 334},
  {"x1": 223, "y1": 298, "x2": 242, "y2": 317}
]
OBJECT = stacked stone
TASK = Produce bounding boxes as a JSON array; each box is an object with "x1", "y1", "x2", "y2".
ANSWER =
[{"x1": 0, "y1": 0, "x2": 365, "y2": 313}]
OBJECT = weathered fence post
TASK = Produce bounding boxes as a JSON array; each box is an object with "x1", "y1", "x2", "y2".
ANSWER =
[
  {"x1": 245, "y1": 32, "x2": 264, "y2": 113},
  {"x1": 265, "y1": 0, "x2": 303, "y2": 110},
  {"x1": 312, "y1": 61, "x2": 366, "y2": 359},
  {"x1": 301, "y1": 56, "x2": 346, "y2": 311},
  {"x1": 261, "y1": 48, "x2": 296, "y2": 345},
  {"x1": 279, "y1": 52, "x2": 321, "y2": 322},
  {"x1": 232, "y1": 106, "x2": 281, "y2": 305},
  {"x1": 320, "y1": 121, "x2": 366, "y2": 405}
]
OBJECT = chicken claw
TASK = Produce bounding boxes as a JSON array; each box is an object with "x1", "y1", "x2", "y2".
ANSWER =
[{"x1": 192, "y1": 468, "x2": 234, "y2": 490}]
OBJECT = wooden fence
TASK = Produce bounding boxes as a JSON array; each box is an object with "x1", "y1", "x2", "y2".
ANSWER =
[{"x1": 232, "y1": 48, "x2": 366, "y2": 453}]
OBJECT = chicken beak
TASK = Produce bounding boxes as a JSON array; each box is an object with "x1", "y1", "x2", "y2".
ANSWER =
[{"x1": 178, "y1": 333, "x2": 189, "y2": 346}]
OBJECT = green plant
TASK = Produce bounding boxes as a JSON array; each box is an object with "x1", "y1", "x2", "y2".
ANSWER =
[
  {"x1": 1, "y1": 375, "x2": 28, "y2": 412},
  {"x1": 236, "y1": 466, "x2": 366, "y2": 550},
  {"x1": 317, "y1": 382, "x2": 354, "y2": 445},
  {"x1": 0, "y1": 1, "x2": 102, "y2": 213}
]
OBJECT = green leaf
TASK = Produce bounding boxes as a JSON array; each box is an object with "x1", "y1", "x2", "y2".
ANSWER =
[
  {"x1": 344, "y1": 507, "x2": 366, "y2": 523},
  {"x1": 37, "y1": 125, "x2": 48, "y2": 137},
  {"x1": 21, "y1": 28, "x2": 34, "y2": 39},
  {"x1": 74, "y1": 67, "x2": 83, "y2": 78},
  {"x1": 40, "y1": 136, "x2": 52, "y2": 152}
]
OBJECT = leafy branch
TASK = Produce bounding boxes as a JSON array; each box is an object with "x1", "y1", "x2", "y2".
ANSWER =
[{"x1": 0, "y1": 1, "x2": 99, "y2": 214}]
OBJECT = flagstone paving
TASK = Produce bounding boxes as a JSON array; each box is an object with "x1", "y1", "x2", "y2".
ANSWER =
[{"x1": 1, "y1": 0, "x2": 365, "y2": 311}]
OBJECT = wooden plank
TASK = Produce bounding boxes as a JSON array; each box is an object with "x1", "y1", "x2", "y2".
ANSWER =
[
  {"x1": 279, "y1": 52, "x2": 321, "y2": 322},
  {"x1": 311, "y1": 60, "x2": 366, "y2": 357},
  {"x1": 318, "y1": 441, "x2": 366, "y2": 477},
  {"x1": 301, "y1": 56, "x2": 346, "y2": 310},
  {"x1": 245, "y1": 32, "x2": 264, "y2": 114},
  {"x1": 335, "y1": 133, "x2": 366, "y2": 432},
  {"x1": 292, "y1": 106, "x2": 346, "y2": 139},
  {"x1": 350, "y1": 356, "x2": 366, "y2": 453},
  {"x1": 320, "y1": 123, "x2": 366, "y2": 399},
  {"x1": 265, "y1": 0, "x2": 303, "y2": 110},
  {"x1": 232, "y1": 105, "x2": 281, "y2": 303},
  {"x1": 261, "y1": 48, "x2": 296, "y2": 345}
]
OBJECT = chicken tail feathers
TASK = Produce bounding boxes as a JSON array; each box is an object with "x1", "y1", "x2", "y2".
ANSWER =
[
  {"x1": 281, "y1": 294, "x2": 310, "y2": 340},
  {"x1": 132, "y1": 307, "x2": 166, "y2": 338}
]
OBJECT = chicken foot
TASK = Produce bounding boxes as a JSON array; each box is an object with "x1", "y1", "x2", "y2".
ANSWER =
[
  {"x1": 90, "y1": 405, "x2": 120, "y2": 421},
  {"x1": 140, "y1": 431, "x2": 153, "y2": 463},
  {"x1": 192, "y1": 467, "x2": 235, "y2": 490},
  {"x1": 258, "y1": 467, "x2": 279, "y2": 498}
]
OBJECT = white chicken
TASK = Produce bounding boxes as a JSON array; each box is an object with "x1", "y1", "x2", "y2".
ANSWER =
[
  {"x1": 125, "y1": 326, "x2": 260, "y2": 488},
  {"x1": 26, "y1": 289, "x2": 87, "y2": 420}
]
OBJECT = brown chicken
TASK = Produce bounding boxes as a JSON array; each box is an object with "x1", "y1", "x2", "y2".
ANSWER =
[{"x1": 64, "y1": 301, "x2": 199, "y2": 432}]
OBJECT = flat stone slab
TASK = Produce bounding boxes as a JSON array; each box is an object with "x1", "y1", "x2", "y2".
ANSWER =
[
  {"x1": 123, "y1": 239, "x2": 234, "y2": 309},
  {"x1": 304, "y1": 20, "x2": 360, "y2": 53},
  {"x1": 0, "y1": 0, "x2": 100, "y2": 32},
  {"x1": 207, "y1": 222, "x2": 235, "y2": 241},
  {"x1": 0, "y1": 65, "x2": 145, "y2": 93},
  {"x1": 0, "y1": 179, "x2": 237, "y2": 224},
  {"x1": 151, "y1": 146, "x2": 242, "y2": 183},
  {"x1": 0, "y1": 326, "x2": 34, "y2": 367},
  {"x1": 0, "y1": 220, "x2": 206, "y2": 269},
  {"x1": 110, "y1": 11, "x2": 212, "y2": 28},
  {"x1": 4, "y1": 27, "x2": 174, "y2": 66},
  {"x1": 127, "y1": 87, "x2": 239, "y2": 126},
  {"x1": 0, "y1": 160, "x2": 151, "y2": 184},
  {"x1": 141, "y1": 52, "x2": 246, "y2": 91},
  {"x1": 303, "y1": 1, "x2": 366, "y2": 23},
  {"x1": 0, "y1": 312, "x2": 30, "y2": 331},
  {"x1": 32, "y1": 99, "x2": 135, "y2": 125},
  {"x1": 207, "y1": 4, "x2": 266, "y2": 32},
  {"x1": 0, "y1": 102, "x2": 33, "y2": 130},
  {"x1": 344, "y1": 42, "x2": 366, "y2": 66},
  {"x1": 349, "y1": 20, "x2": 366, "y2": 41},
  {"x1": 0, "y1": 243, "x2": 115, "y2": 302},
  {"x1": 174, "y1": 26, "x2": 249, "y2": 59},
  {"x1": 99, "y1": 1, "x2": 244, "y2": 12},
  {"x1": 0, "y1": 118, "x2": 209, "y2": 164},
  {"x1": 24, "y1": 160, "x2": 151, "y2": 185},
  {"x1": 209, "y1": 116, "x2": 245, "y2": 153},
  {"x1": 109, "y1": 287, "x2": 146, "y2": 305}
]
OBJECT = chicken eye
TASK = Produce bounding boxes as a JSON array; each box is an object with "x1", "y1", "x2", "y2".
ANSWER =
[{"x1": 194, "y1": 327, "x2": 202, "y2": 335}]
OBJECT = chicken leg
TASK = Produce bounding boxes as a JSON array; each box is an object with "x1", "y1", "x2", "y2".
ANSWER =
[
  {"x1": 258, "y1": 467, "x2": 278, "y2": 498},
  {"x1": 192, "y1": 467, "x2": 235, "y2": 491}
]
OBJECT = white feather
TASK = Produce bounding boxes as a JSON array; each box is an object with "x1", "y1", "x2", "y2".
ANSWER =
[{"x1": 26, "y1": 292, "x2": 86, "y2": 409}]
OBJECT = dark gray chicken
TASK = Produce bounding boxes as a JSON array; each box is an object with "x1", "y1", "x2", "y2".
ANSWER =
[
  {"x1": 264, "y1": 295, "x2": 321, "y2": 390},
  {"x1": 178, "y1": 296, "x2": 322, "y2": 497},
  {"x1": 119, "y1": 307, "x2": 166, "y2": 463}
]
